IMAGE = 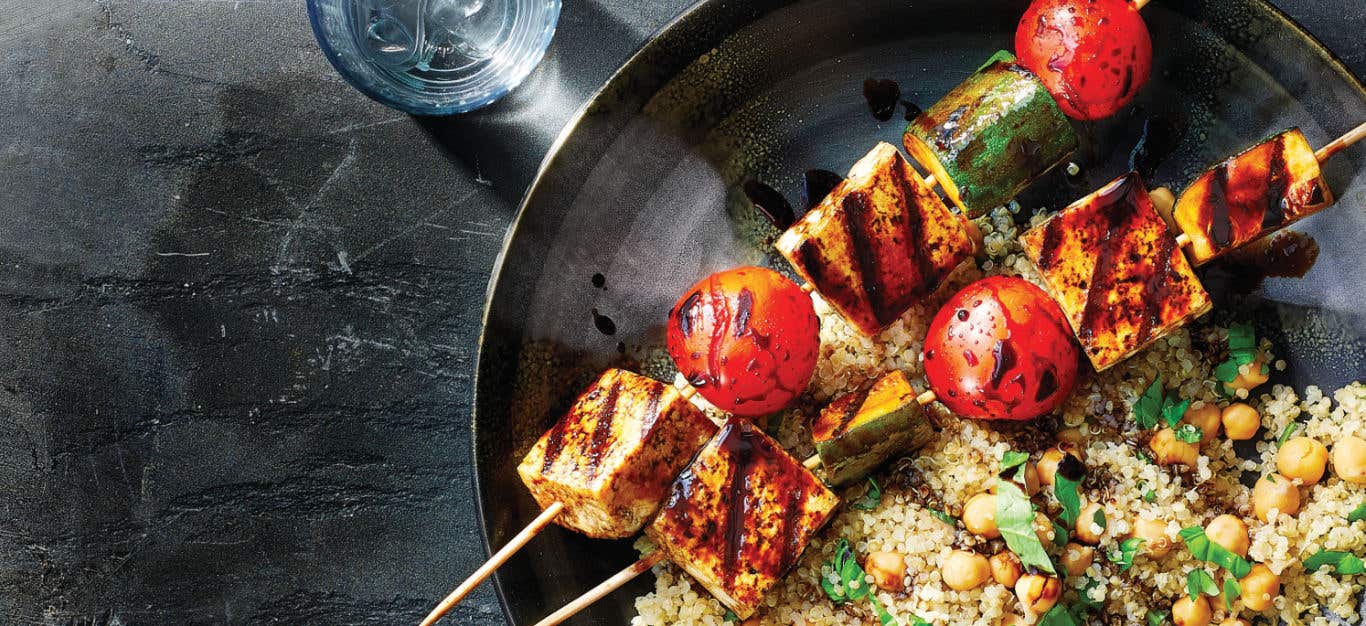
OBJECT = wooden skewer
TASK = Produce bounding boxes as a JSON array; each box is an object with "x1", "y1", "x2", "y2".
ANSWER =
[
  {"x1": 419, "y1": 501, "x2": 566, "y2": 626},
  {"x1": 1315, "y1": 120, "x2": 1366, "y2": 163},
  {"x1": 1169, "y1": 121, "x2": 1366, "y2": 251},
  {"x1": 531, "y1": 551, "x2": 667, "y2": 626}
]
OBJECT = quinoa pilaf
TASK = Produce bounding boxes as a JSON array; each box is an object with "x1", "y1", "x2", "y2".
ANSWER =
[{"x1": 631, "y1": 208, "x2": 1366, "y2": 626}]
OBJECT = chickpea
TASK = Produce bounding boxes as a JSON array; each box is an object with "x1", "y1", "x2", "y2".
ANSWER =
[
  {"x1": 1221, "y1": 403, "x2": 1261, "y2": 440},
  {"x1": 1014, "y1": 574, "x2": 1061, "y2": 615},
  {"x1": 1277, "y1": 436, "x2": 1329, "y2": 485},
  {"x1": 989, "y1": 551, "x2": 1023, "y2": 588},
  {"x1": 1183, "y1": 402, "x2": 1222, "y2": 442},
  {"x1": 942, "y1": 549, "x2": 991, "y2": 591},
  {"x1": 1056, "y1": 428, "x2": 1086, "y2": 448},
  {"x1": 1150, "y1": 428, "x2": 1200, "y2": 466},
  {"x1": 1132, "y1": 517, "x2": 1173, "y2": 558},
  {"x1": 1038, "y1": 448, "x2": 1064, "y2": 486},
  {"x1": 1331, "y1": 435, "x2": 1366, "y2": 484},
  {"x1": 1252, "y1": 473, "x2": 1302, "y2": 522},
  {"x1": 1218, "y1": 620, "x2": 1252, "y2": 626},
  {"x1": 1205, "y1": 514, "x2": 1250, "y2": 558},
  {"x1": 963, "y1": 493, "x2": 1000, "y2": 539},
  {"x1": 1061, "y1": 542, "x2": 1095, "y2": 576},
  {"x1": 999, "y1": 615, "x2": 1028, "y2": 626},
  {"x1": 1074, "y1": 503, "x2": 1106, "y2": 545},
  {"x1": 1239, "y1": 563, "x2": 1281, "y2": 612},
  {"x1": 1022, "y1": 463, "x2": 1042, "y2": 496},
  {"x1": 1224, "y1": 357, "x2": 1270, "y2": 394},
  {"x1": 1035, "y1": 511, "x2": 1057, "y2": 545},
  {"x1": 1172, "y1": 595, "x2": 1212, "y2": 626},
  {"x1": 963, "y1": 218, "x2": 985, "y2": 257},
  {"x1": 864, "y1": 550, "x2": 906, "y2": 591}
]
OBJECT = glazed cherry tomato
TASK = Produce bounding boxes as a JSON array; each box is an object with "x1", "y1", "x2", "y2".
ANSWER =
[
  {"x1": 1015, "y1": 0, "x2": 1152, "y2": 121},
  {"x1": 667, "y1": 267, "x2": 819, "y2": 417},
  {"x1": 922, "y1": 276, "x2": 1079, "y2": 420}
]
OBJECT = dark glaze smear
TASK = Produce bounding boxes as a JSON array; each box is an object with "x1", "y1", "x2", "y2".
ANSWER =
[
  {"x1": 677, "y1": 291, "x2": 702, "y2": 337},
  {"x1": 1128, "y1": 115, "x2": 1183, "y2": 179},
  {"x1": 744, "y1": 180, "x2": 795, "y2": 230},
  {"x1": 719, "y1": 422, "x2": 760, "y2": 586},
  {"x1": 540, "y1": 408, "x2": 574, "y2": 474},
  {"x1": 584, "y1": 378, "x2": 626, "y2": 478},
  {"x1": 733, "y1": 288, "x2": 754, "y2": 337},
  {"x1": 1057, "y1": 453, "x2": 1086, "y2": 482},
  {"x1": 862, "y1": 78, "x2": 901, "y2": 122},
  {"x1": 1261, "y1": 139, "x2": 1289, "y2": 229},
  {"x1": 777, "y1": 482, "x2": 806, "y2": 571},
  {"x1": 801, "y1": 169, "x2": 844, "y2": 212},
  {"x1": 1137, "y1": 229, "x2": 1176, "y2": 343},
  {"x1": 989, "y1": 339, "x2": 1017, "y2": 388},
  {"x1": 1035, "y1": 368, "x2": 1059, "y2": 402},
  {"x1": 1194, "y1": 133, "x2": 1313, "y2": 252},
  {"x1": 1218, "y1": 231, "x2": 1320, "y2": 294},
  {"x1": 900, "y1": 99, "x2": 923, "y2": 122},
  {"x1": 591, "y1": 308, "x2": 617, "y2": 336}
]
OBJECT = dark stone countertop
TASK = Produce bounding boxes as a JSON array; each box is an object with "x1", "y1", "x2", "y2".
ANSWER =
[{"x1": 0, "y1": 1, "x2": 1361, "y2": 625}]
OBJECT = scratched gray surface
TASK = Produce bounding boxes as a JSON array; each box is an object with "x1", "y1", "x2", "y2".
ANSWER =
[{"x1": 0, "y1": 1, "x2": 1360, "y2": 625}]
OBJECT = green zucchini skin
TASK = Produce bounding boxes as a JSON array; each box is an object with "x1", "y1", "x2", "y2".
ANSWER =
[
  {"x1": 903, "y1": 51, "x2": 1078, "y2": 216},
  {"x1": 813, "y1": 392, "x2": 935, "y2": 488}
]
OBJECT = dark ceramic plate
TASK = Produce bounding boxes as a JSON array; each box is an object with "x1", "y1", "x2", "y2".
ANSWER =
[{"x1": 473, "y1": 0, "x2": 1366, "y2": 623}]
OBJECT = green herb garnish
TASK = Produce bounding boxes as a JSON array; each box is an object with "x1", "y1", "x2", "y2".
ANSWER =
[
  {"x1": 1277, "y1": 422, "x2": 1299, "y2": 447},
  {"x1": 1111, "y1": 537, "x2": 1145, "y2": 571},
  {"x1": 1186, "y1": 569, "x2": 1219, "y2": 601},
  {"x1": 1179, "y1": 526, "x2": 1252, "y2": 578},
  {"x1": 1055, "y1": 472, "x2": 1083, "y2": 528},
  {"x1": 1038, "y1": 605, "x2": 1080, "y2": 626},
  {"x1": 1304, "y1": 550, "x2": 1366, "y2": 575},
  {"x1": 997, "y1": 475, "x2": 1056, "y2": 575},
  {"x1": 1222, "y1": 577, "x2": 1240, "y2": 610},
  {"x1": 820, "y1": 538, "x2": 901, "y2": 625},
  {"x1": 1051, "y1": 519, "x2": 1070, "y2": 547},
  {"x1": 1092, "y1": 508, "x2": 1107, "y2": 532},
  {"x1": 723, "y1": 609, "x2": 739, "y2": 622},
  {"x1": 851, "y1": 477, "x2": 883, "y2": 511},
  {"x1": 1214, "y1": 323, "x2": 1258, "y2": 383},
  {"x1": 1001, "y1": 450, "x2": 1029, "y2": 475},
  {"x1": 927, "y1": 507, "x2": 957, "y2": 527},
  {"x1": 1174, "y1": 423, "x2": 1204, "y2": 444},
  {"x1": 1348, "y1": 502, "x2": 1366, "y2": 523},
  {"x1": 1133, "y1": 376, "x2": 1190, "y2": 430},
  {"x1": 1143, "y1": 489, "x2": 1157, "y2": 503},
  {"x1": 1146, "y1": 609, "x2": 1169, "y2": 626}
]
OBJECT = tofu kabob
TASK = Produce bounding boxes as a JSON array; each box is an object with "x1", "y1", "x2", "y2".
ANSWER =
[
  {"x1": 508, "y1": 121, "x2": 1366, "y2": 625},
  {"x1": 415, "y1": 0, "x2": 1366, "y2": 620}
]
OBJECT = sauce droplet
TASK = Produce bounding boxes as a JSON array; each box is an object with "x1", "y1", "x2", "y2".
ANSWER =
[
  {"x1": 591, "y1": 273, "x2": 606, "y2": 288},
  {"x1": 862, "y1": 78, "x2": 901, "y2": 122},
  {"x1": 743, "y1": 180, "x2": 796, "y2": 229},
  {"x1": 591, "y1": 308, "x2": 617, "y2": 336}
]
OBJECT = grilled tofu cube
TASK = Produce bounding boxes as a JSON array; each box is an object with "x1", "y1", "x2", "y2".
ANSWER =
[
  {"x1": 811, "y1": 370, "x2": 937, "y2": 487},
  {"x1": 646, "y1": 420, "x2": 840, "y2": 619},
  {"x1": 776, "y1": 142, "x2": 974, "y2": 336},
  {"x1": 517, "y1": 369, "x2": 718, "y2": 539},
  {"x1": 1020, "y1": 172, "x2": 1212, "y2": 371},
  {"x1": 1174, "y1": 128, "x2": 1334, "y2": 264}
]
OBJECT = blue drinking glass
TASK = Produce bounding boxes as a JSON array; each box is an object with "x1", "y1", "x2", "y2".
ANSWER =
[{"x1": 307, "y1": 0, "x2": 561, "y2": 115}]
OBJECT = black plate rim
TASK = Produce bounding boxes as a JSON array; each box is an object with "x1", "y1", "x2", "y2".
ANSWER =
[{"x1": 467, "y1": 0, "x2": 1366, "y2": 623}]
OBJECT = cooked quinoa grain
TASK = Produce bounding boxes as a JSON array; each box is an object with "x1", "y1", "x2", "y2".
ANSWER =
[{"x1": 633, "y1": 209, "x2": 1365, "y2": 626}]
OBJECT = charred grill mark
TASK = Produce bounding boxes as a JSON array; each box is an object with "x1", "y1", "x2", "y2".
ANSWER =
[
  {"x1": 678, "y1": 291, "x2": 701, "y2": 337},
  {"x1": 540, "y1": 411, "x2": 573, "y2": 474},
  {"x1": 841, "y1": 192, "x2": 886, "y2": 321},
  {"x1": 778, "y1": 482, "x2": 806, "y2": 572},
  {"x1": 893, "y1": 157, "x2": 943, "y2": 298},
  {"x1": 585, "y1": 378, "x2": 625, "y2": 479},
  {"x1": 719, "y1": 422, "x2": 760, "y2": 587},
  {"x1": 833, "y1": 388, "x2": 872, "y2": 438},
  {"x1": 1036, "y1": 219, "x2": 1066, "y2": 271},
  {"x1": 1261, "y1": 136, "x2": 1289, "y2": 229},
  {"x1": 1137, "y1": 232, "x2": 1176, "y2": 344},
  {"x1": 989, "y1": 339, "x2": 1017, "y2": 388},
  {"x1": 1035, "y1": 367, "x2": 1059, "y2": 402},
  {"x1": 1077, "y1": 178, "x2": 1139, "y2": 344},
  {"x1": 734, "y1": 288, "x2": 754, "y2": 337},
  {"x1": 1206, "y1": 163, "x2": 1234, "y2": 248},
  {"x1": 639, "y1": 382, "x2": 665, "y2": 437}
]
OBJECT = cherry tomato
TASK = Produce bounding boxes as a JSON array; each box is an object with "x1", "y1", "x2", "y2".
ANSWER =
[
  {"x1": 922, "y1": 277, "x2": 1079, "y2": 420},
  {"x1": 667, "y1": 267, "x2": 819, "y2": 417},
  {"x1": 1015, "y1": 0, "x2": 1152, "y2": 121}
]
